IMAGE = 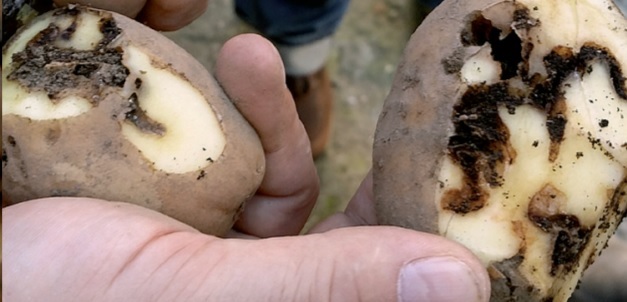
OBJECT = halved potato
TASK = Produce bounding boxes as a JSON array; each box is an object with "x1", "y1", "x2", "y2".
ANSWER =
[
  {"x1": 2, "y1": 6, "x2": 265, "y2": 235},
  {"x1": 374, "y1": 0, "x2": 626, "y2": 301}
]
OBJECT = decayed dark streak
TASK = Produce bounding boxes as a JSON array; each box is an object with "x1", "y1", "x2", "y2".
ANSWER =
[{"x1": 444, "y1": 7, "x2": 626, "y2": 215}]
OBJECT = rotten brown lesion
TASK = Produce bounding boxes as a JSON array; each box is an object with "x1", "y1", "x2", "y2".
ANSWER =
[
  {"x1": 6, "y1": 6, "x2": 127, "y2": 103},
  {"x1": 443, "y1": 83, "x2": 519, "y2": 214},
  {"x1": 5, "y1": 6, "x2": 168, "y2": 135},
  {"x1": 441, "y1": 5, "x2": 627, "y2": 215},
  {"x1": 578, "y1": 43, "x2": 627, "y2": 100},
  {"x1": 598, "y1": 178, "x2": 627, "y2": 231},
  {"x1": 124, "y1": 93, "x2": 166, "y2": 136},
  {"x1": 527, "y1": 184, "x2": 592, "y2": 276}
]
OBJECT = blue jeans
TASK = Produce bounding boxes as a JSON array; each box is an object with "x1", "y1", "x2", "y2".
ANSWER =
[
  {"x1": 235, "y1": 0, "x2": 443, "y2": 75},
  {"x1": 236, "y1": 1, "x2": 443, "y2": 46},
  {"x1": 235, "y1": 0, "x2": 351, "y2": 46}
]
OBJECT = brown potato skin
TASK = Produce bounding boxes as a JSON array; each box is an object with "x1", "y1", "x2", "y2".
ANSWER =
[
  {"x1": 373, "y1": 0, "x2": 541, "y2": 300},
  {"x1": 374, "y1": 0, "x2": 627, "y2": 301},
  {"x1": 2, "y1": 7, "x2": 265, "y2": 235},
  {"x1": 374, "y1": 0, "x2": 495, "y2": 232}
]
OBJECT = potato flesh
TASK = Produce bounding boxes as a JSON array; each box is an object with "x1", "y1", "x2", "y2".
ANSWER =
[
  {"x1": 435, "y1": 0, "x2": 627, "y2": 300},
  {"x1": 443, "y1": 63, "x2": 626, "y2": 261},
  {"x1": 521, "y1": 0, "x2": 627, "y2": 80},
  {"x1": 460, "y1": 46, "x2": 501, "y2": 85},
  {"x1": 1, "y1": 8, "x2": 226, "y2": 174},
  {"x1": 120, "y1": 46, "x2": 226, "y2": 174},
  {"x1": 437, "y1": 100, "x2": 625, "y2": 296},
  {"x1": 2, "y1": 13, "x2": 95, "y2": 119},
  {"x1": 52, "y1": 10, "x2": 104, "y2": 50}
]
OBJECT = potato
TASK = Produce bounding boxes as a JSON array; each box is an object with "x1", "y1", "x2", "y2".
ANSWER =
[
  {"x1": 373, "y1": 0, "x2": 627, "y2": 301},
  {"x1": 2, "y1": 0, "x2": 55, "y2": 47},
  {"x1": 1, "y1": 5, "x2": 265, "y2": 236}
]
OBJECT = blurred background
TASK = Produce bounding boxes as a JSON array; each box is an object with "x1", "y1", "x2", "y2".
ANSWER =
[{"x1": 165, "y1": 0, "x2": 431, "y2": 230}]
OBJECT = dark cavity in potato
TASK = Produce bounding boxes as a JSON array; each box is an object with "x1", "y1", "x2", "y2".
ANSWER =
[
  {"x1": 7, "y1": 10, "x2": 127, "y2": 101},
  {"x1": 445, "y1": 9, "x2": 627, "y2": 215}
]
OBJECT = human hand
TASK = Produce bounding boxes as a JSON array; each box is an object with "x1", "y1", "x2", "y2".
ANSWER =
[
  {"x1": 3, "y1": 33, "x2": 490, "y2": 302},
  {"x1": 52, "y1": 0, "x2": 207, "y2": 31}
]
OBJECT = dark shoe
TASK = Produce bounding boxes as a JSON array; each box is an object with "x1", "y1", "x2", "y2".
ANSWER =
[{"x1": 286, "y1": 67, "x2": 333, "y2": 159}]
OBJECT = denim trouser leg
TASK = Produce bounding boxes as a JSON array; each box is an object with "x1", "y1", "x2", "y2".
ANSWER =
[
  {"x1": 235, "y1": 0, "x2": 350, "y2": 75},
  {"x1": 235, "y1": 0, "x2": 350, "y2": 46},
  {"x1": 422, "y1": 0, "x2": 443, "y2": 9}
]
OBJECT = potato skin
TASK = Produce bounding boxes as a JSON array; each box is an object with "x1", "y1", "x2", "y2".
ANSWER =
[
  {"x1": 373, "y1": 0, "x2": 547, "y2": 300},
  {"x1": 373, "y1": 0, "x2": 494, "y2": 233},
  {"x1": 374, "y1": 0, "x2": 626, "y2": 301},
  {"x1": 2, "y1": 7, "x2": 265, "y2": 235}
]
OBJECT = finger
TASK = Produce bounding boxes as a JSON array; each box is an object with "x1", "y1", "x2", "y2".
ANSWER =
[
  {"x1": 53, "y1": 0, "x2": 147, "y2": 18},
  {"x1": 3, "y1": 198, "x2": 200, "y2": 301},
  {"x1": 54, "y1": 0, "x2": 206, "y2": 31},
  {"x1": 215, "y1": 34, "x2": 319, "y2": 237},
  {"x1": 308, "y1": 170, "x2": 377, "y2": 233},
  {"x1": 3, "y1": 198, "x2": 490, "y2": 302},
  {"x1": 137, "y1": 0, "x2": 209, "y2": 31}
]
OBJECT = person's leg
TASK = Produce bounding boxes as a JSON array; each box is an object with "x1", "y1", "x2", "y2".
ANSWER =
[
  {"x1": 421, "y1": 0, "x2": 442, "y2": 9},
  {"x1": 235, "y1": 0, "x2": 349, "y2": 75},
  {"x1": 235, "y1": 0, "x2": 350, "y2": 158}
]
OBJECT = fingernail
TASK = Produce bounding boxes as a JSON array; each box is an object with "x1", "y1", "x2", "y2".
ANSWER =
[{"x1": 398, "y1": 256, "x2": 485, "y2": 302}]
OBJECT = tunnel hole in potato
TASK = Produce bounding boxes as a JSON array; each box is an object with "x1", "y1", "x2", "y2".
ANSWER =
[
  {"x1": 374, "y1": 1, "x2": 627, "y2": 301},
  {"x1": 6, "y1": 11, "x2": 128, "y2": 102}
]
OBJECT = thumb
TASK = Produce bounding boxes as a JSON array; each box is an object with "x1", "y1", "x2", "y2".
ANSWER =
[
  {"x1": 3, "y1": 198, "x2": 489, "y2": 302},
  {"x1": 220, "y1": 227, "x2": 491, "y2": 302}
]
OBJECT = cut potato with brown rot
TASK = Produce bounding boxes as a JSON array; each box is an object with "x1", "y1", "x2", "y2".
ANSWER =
[
  {"x1": 373, "y1": 0, "x2": 627, "y2": 301},
  {"x1": 1, "y1": 6, "x2": 265, "y2": 235}
]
